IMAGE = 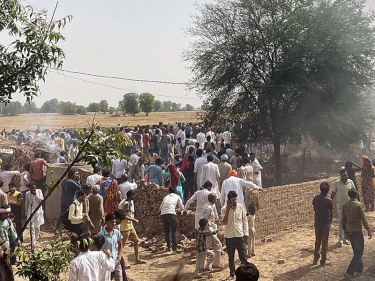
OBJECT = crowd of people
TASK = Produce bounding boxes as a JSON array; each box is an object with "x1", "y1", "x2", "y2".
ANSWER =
[
  {"x1": 58, "y1": 122, "x2": 264, "y2": 281},
  {"x1": 1, "y1": 122, "x2": 374, "y2": 281}
]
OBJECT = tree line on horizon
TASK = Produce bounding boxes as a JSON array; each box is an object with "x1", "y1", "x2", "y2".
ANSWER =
[{"x1": 0, "y1": 92, "x2": 197, "y2": 116}]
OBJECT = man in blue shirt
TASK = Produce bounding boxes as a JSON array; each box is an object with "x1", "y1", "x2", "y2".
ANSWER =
[
  {"x1": 99, "y1": 213, "x2": 123, "y2": 281},
  {"x1": 56, "y1": 169, "x2": 81, "y2": 230}
]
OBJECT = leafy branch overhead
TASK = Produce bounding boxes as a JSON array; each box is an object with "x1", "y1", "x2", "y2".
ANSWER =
[
  {"x1": 0, "y1": 0, "x2": 72, "y2": 103},
  {"x1": 78, "y1": 129, "x2": 131, "y2": 168}
]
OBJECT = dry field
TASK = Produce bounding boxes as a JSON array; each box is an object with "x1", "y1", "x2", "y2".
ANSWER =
[{"x1": 0, "y1": 111, "x2": 201, "y2": 131}]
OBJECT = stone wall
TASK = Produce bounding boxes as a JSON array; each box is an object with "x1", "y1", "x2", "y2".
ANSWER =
[{"x1": 134, "y1": 176, "x2": 361, "y2": 239}]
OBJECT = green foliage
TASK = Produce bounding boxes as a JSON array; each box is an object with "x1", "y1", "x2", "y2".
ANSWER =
[
  {"x1": 161, "y1": 101, "x2": 172, "y2": 112},
  {"x1": 40, "y1": 98, "x2": 60, "y2": 113},
  {"x1": 171, "y1": 102, "x2": 181, "y2": 112},
  {"x1": 183, "y1": 104, "x2": 195, "y2": 111},
  {"x1": 59, "y1": 101, "x2": 77, "y2": 115},
  {"x1": 186, "y1": 0, "x2": 375, "y2": 184},
  {"x1": 119, "y1": 93, "x2": 140, "y2": 116},
  {"x1": 0, "y1": 0, "x2": 72, "y2": 104},
  {"x1": 76, "y1": 105, "x2": 87, "y2": 115},
  {"x1": 78, "y1": 129, "x2": 131, "y2": 168},
  {"x1": 154, "y1": 100, "x2": 162, "y2": 112},
  {"x1": 87, "y1": 102, "x2": 100, "y2": 112},
  {"x1": 23, "y1": 101, "x2": 39, "y2": 113},
  {"x1": 139, "y1": 93, "x2": 155, "y2": 116},
  {"x1": 2, "y1": 101, "x2": 23, "y2": 116},
  {"x1": 99, "y1": 100, "x2": 109, "y2": 112},
  {"x1": 15, "y1": 233, "x2": 73, "y2": 281},
  {"x1": 108, "y1": 106, "x2": 115, "y2": 114}
]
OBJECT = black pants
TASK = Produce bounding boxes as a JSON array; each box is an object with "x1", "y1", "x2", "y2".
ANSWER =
[
  {"x1": 70, "y1": 223, "x2": 83, "y2": 257},
  {"x1": 226, "y1": 237, "x2": 248, "y2": 277},
  {"x1": 161, "y1": 214, "x2": 178, "y2": 251}
]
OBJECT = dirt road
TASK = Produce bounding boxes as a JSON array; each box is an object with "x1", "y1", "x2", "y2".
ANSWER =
[{"x1": 14, "y1": 213, "x2": 375, "y2": 281}]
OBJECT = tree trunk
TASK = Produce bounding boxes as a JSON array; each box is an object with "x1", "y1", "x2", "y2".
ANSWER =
[
  {"x1": 273, "y1": 137, "x2": 282, "y2": 186},
  {"x1": 146, "y1": 112, "x2": 149, "y2": 116}
]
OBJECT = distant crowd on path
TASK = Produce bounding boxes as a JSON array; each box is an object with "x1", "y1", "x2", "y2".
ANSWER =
[{"x1": 313, "y1": 157, "x2": 375, "y2": 281}]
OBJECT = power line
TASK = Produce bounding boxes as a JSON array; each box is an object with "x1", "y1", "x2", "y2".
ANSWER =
[
  {"x1": 49, "y1": 70, "x2": 201, "y2": 100},
  {"x1": 49, "y1": 68, "x2": 375, "y2": 88},
  {"x1": 50, "y1": 68, "x2": 187, "y2": 85}
]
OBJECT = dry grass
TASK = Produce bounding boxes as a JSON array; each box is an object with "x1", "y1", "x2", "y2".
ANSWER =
[{"x1": 0, "y1": 111, "x2": 202, "y2": 131}]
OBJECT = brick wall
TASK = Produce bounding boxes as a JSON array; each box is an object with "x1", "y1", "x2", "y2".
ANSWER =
[
  {"x1": 247, "y1": 175, "x2": 362, "y2": 239},
  {"x1": 133, "y1": 187, "x2": 196, "y2": 238},
  {"x1": 133, "y1": 176, "x2": 362, "y2": 239}
]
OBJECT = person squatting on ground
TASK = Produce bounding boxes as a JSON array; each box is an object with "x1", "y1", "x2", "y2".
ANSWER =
[
  {"x1": 342, "y1": 188, "x2": 372, "y2": 281},
  {"x1": 312, "y1": 181, "x2": 333, "y2": 266}
]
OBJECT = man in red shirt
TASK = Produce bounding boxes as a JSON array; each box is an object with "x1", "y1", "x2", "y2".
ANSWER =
[{"x1": 30, "y1": 153, "x2": 50, "y2": 193}]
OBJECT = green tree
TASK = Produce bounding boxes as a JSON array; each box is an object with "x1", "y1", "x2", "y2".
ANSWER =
[
  {"x1": 2, "y1": 101, "x2": 23, "y2": 116},
  {"x1": 154, "y1": 100, "x2": 162, "y2": 112},
  {"x1": 40, "y1": 98, "x2": 60, "y2": 113},
  {"x1": 119, "y1": 93, "x2": 140, "y2": 116},
  {"x1": 0, "y1": 1, "x2": 72, "y2": 104},
  {"x1": 23, "y1": 101, "x2": 39, "y2": 113},
  {"x1": 161, "y1": 101, "x2": 172, "y2": 112},
  {"x1": 99, "y1": 100, "x2": 109, "y2": 112},
  {"x1": 186, "y1": 0, "x2": 375, "y2": 185},
  {"x1": 59, "y1": 101, "x2": 77, "y2": 115},
  {"x1": 171, "y1": 102, "x2": 181, "y2": 112},
  {"x1": 139, "y1": 93, "x2": 155, "y2": 116},
  {"x1": 184, "y1": 104, "x2": 195, "y2": 111},
  {"x1": 87, "y1": 102, "x2": 100, "y2": 112},
  {"x1": 76, "y1": 105, "x2": 87, "y2": 115},
  {"x1": 108, "y1": 106, "x2": 116, "y2": 115}
]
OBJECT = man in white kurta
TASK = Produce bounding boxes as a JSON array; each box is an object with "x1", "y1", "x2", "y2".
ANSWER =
[
  {"x1": 201, "y1": 155, "x2": 220, "y2": 198},
  {"x1": 196, "y1": 131, "x2": 206, "y2": 149},
  {"x1": 194, "y1": 149, "x2": 208, "y2": 188},
  {"x1": 220, "y1": 170, "x2": 262, "y2": 209},
  {"x1": 185, "y1": 181, "x2": 213, "y2": 228},
  {"x1": 222, "y1": 130, "x2": 231, "y2": 146},
  {"x1": 25, "y1": 184, "x2": 44, "y2": 247},
  {"x1": 250, "y1": 153, "x2": 263, "y2": 188}
]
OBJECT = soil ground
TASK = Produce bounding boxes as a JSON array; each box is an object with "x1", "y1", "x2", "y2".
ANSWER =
[
  {"x1": 0, "y1": 111, "x2": 201, "y2": 131},
  {"x1": 13, "y1": 212, "x2": 375, "y2": 281}
]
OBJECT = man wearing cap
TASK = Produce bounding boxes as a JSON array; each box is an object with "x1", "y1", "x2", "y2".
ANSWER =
[
  {"x1": 331, "y1": 167, "x2": 355, "y2": 247},
  {"x1": 0, "y1": 206, "x2": 17, "y2": 249},
  {"x1": 220, "y1": 170, "x2": 263, "y2": 209},
  {"x1": 218, "y1": 154, "x2": 232, "y2": 192}
]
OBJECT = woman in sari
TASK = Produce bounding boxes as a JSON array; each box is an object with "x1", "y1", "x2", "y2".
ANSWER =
[
  {"x1": 103, "y1": 176, "x2": 120, "y2": 215},
  {"x1": 180, "y1": 155, "x2": 195, "y2": 203},
  {"x1": 162, "y1": 164, "x2": 185, "y2": 201},
  {"x1": 361, "y1": 156, "x2": 375, "y2": 211}
]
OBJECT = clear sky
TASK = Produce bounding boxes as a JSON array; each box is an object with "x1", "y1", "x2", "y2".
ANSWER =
[
  {"x1": 13, "y1": 0, "x2": 213, "y2": 108},
  {"x1": 8, "y1": 0, "x2": 375, "y2": 108}
]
